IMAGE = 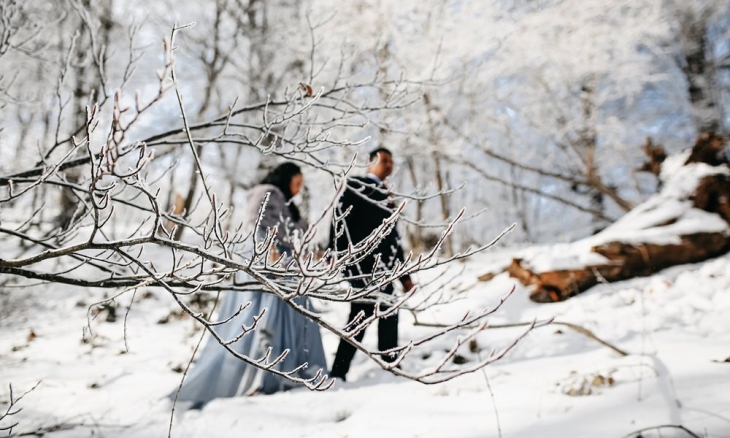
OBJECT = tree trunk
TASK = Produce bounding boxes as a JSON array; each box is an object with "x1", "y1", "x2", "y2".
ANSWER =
[
  {"x1": 675, "y1": 3, "x2": 723, "y2": 134},
  {"x1": 432, "y1": 151, "x2": 453, "y2": 257},
  {"x1": 56, "y1": 0, "x2": 114, "y2": 231},
  {"x1": 405, "y1": 156, "x2": 424, "y2": 252}
]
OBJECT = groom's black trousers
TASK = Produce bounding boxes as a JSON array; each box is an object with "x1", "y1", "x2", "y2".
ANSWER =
[{"x1": 330, "y1": 283, "x2": 398, "y2": 379}]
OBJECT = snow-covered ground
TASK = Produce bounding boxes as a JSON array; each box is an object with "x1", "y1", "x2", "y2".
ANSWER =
[{"x1": 1, "y1": 249, "x2": 729, "y2": 438}]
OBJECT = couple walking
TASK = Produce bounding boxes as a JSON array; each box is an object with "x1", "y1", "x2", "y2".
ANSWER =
[{"x1": 175, "y1": 148, "x2": 414, "y2": 407}]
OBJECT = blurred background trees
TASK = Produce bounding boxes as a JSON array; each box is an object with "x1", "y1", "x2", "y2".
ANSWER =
[{"x1": 1, "y1": 0, "x2": 729, "y2": 250}]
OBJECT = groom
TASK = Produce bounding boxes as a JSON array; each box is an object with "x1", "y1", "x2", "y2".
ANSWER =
[{"x1": 329, "y1": 147, "x2": 415, "y2": 381}]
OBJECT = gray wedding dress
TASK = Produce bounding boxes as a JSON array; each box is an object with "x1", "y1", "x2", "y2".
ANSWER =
[{"x1": 172, "y1": 184, "x2": 327, "y2": 407}]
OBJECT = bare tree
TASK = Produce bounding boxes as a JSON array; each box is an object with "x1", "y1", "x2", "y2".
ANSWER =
[
  {"x1": 670, "y1": 0, "x2": 729, "y2": 135},
  {"x1": 0, "y1": 17, "x2": 535, "y2": 398},
  {"x1": 55, "y1": 0, "x2": 116, "y2": 231}
]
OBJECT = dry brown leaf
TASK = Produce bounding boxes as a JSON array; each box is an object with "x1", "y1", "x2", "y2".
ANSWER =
[
  {"x1": 299, "y1": 82, "x2": 314, "y2": 97},
  {"x1": 468, "y1": 339, "x2": 479, "y2": 353}
]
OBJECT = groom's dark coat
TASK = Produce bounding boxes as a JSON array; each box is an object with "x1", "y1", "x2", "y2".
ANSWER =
[{"x1": 329, "y1": 176, "x2": 410, "y2": 284}]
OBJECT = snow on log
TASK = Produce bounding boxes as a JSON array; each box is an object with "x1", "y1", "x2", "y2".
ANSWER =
[{"x1": 497, "y1": 133, "x2": 730, "y2": 303}]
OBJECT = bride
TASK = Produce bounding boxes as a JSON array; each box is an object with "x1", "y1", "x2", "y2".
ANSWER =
[{"x1": 173, "y1": 162, "x2": 327, "y2": 408}]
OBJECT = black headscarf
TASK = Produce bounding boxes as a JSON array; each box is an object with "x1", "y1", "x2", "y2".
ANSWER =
[{"x1": 260, "y1": 162, "x2": 302, "y2": 222}]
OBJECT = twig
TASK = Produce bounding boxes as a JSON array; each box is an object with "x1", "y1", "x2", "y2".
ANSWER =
[
  {"x1": 0, "y1": 381, "x2": 41, "y2": 436},
  {"x1": 168, "y1": 291, "x2": 221, "y2": 438},
  {"x1": 622, "y1": 424, "x2": 701, "y2": 438},
  {"x1": 413, "y1": 319, "x2": 630, "y2": 357},
  {"x1": 477, "y1": 351, "x2": 502, "y2": 438}
]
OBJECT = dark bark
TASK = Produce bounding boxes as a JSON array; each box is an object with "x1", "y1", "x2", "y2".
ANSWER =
[
  {"x1": 510, "y1": 231, "x2": 730, "y2": 303},
  {"x1": 638, "y1": 137, "x2": 667, "y2": 177}
]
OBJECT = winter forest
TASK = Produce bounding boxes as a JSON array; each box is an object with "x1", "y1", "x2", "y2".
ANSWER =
[{"x1": 1, "y1": 0, "x2": 730, "y2": 436}]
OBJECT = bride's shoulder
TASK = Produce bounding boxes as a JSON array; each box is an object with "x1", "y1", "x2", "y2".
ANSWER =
[{"x1": 247, "y1": 184, "x2": 285, "y2": 204}]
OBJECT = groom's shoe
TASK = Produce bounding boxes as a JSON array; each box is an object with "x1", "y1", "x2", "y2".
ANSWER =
[{"x1": 329, "y1": 371, "x2": 346, "y2": 382}]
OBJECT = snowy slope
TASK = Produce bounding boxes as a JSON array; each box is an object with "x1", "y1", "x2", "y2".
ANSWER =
[{"x1": 1, "y1": 250, "x2": 729, "y2": 438}]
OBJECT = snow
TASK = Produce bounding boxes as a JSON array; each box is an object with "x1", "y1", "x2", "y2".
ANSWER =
[
  {"x1": 516, "y1": 244, "x2": 611, "y2": 273},
  {"x1": 2, "y1": 249, "x2": 729, "y2": 438},
  {"x1": 660, "y1": 153, "x2": 730, "y2": 199}
]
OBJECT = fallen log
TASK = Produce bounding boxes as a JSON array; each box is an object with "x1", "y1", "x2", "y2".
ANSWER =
[{"x1": 490, "y1": 133, "x2": 730, "y2": 303}]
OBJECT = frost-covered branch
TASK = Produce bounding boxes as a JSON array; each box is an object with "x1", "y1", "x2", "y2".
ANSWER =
[{"x1": 0, "y1": 21, "x2": 529, "y2": 392}]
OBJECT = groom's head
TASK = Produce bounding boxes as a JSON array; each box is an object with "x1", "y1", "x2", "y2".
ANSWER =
[{"x1": 368, "y1": 147, "x2": 394, "y2": 180}]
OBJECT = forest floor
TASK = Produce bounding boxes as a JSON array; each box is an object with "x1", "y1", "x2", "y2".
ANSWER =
[{"x1": 1, "y1": 247, "x2": 729, "y2": 438}]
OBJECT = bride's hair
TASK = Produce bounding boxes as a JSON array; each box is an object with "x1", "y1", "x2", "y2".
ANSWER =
[{"x1": 260, "y1": 162, "x2": 302, "y2": 222}]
